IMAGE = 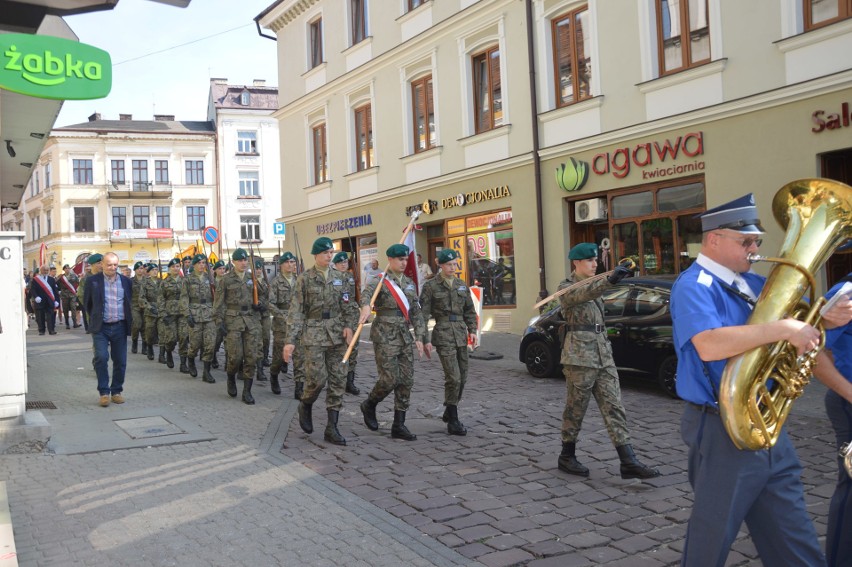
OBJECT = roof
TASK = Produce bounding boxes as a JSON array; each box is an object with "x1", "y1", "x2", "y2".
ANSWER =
[
  {"x1": 55, "y1": 119, "x2": 215, "y2": 134},
  {"x1": 209, "y1": 82, "x2": 279, "y2": 111}
]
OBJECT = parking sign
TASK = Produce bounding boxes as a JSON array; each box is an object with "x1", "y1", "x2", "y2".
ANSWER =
[{"x1": 273, "y1": 222, "x2": 286, "y2": 240}]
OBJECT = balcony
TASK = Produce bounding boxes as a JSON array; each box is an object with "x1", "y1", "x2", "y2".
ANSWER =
[{"x1": 107, "y1": 182, "x2": 173, "y2": 199}]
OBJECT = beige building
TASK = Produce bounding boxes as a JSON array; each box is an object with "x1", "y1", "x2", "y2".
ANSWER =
[{"x1": 257, "y1": 0, "x2": 852, "y2": 334}]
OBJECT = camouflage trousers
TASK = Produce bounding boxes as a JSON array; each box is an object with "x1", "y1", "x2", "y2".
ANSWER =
[
  {"x1": 189, "y1": 320, "x2": 217, "y2": 362},
  {"x1": 177, "y1": 315, "x2": 190, "y2": 357},
  {"x1": 561, "y1": 365, "x2": 630, "y2": 446},
  {"x1": 144, "y1": 314, "x2": 159, "y2": 346},
  {"x1": 61, "y1": 296, "x2": 78, "y2": 326},
  {"x1": 292, "y1": 340, "x2": 306, "y2": 383},
  {"x1": 435, "y1": 344, "x2": 468, "y2": 406},
  {"x1": 301, "y1": 343, "x2": 347, "y2": 411},
  {"x1": 270, "y1": 330, "x2": 303, "y2": 376},
  {"x1": 131, "y1": 307, "x2": 145, "y2": 342},
  {"x1": 158, "y1": 316, "x2": 179, "y2": 351},
  {"x1": 225, "y1": 326, "x2": 260, "y2": 381},
  {"x1": 260, "y1": 315, "x2": 271, "y2": 360},
  {"x1": 370, "y1": 342, "x2": 414, "y2": 412},
  {"x1": 346, "y1": 338, "x2": 359, "y2": 375}
]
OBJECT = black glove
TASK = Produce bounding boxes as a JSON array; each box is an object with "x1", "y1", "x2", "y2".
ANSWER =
[
  {"x1": 149, "y1": 306, "x2": 159, "y2": 316},
  {"x1": 251, "y1": 304, "x2": 264, "y2": 312},
  {"x1": 607, "y1": 265, "x2": 633, "y2": 285},
  {"x1": 187, "y1": 314, "x2": 196, "y2": 328}
]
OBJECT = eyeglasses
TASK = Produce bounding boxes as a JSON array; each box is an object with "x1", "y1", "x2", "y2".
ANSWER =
[{"x1": 715, "y1": 232, "x2": 762, "y2": 248}]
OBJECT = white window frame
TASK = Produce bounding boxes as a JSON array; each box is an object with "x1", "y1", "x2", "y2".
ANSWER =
[
  {"x1": 240, "y1": 214, "x2": 261, "y2": 241},
  {"x1": 237, "y1": 131, "x2": 258, "y2": 154},
  {"x1": 457, "y1": 16, "x2": 510, "y2": 137},
  {"x1": 399, "y1": 50, "x2": 440, "y2": 156},
  {"x1": 239, "y1": 170, "x2": 261, "y2": 196}
]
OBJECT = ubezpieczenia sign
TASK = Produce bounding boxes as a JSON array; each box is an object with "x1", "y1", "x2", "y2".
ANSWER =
[{"x1": 0, "y1": 34, "x2": 112, "y2": 100}]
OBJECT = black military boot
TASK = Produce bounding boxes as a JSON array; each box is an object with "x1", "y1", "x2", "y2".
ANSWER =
[
  {"x1": 147, "y1": 343, "x2": 155, "y2": 360},
  {"x1": 242, "y1": 379, "x2": 255, "y2": 405},
  {"x1": 281, "y1": 362, "x2": 288, "y2": 375},
  {"x1": 558, "y1": 442, "x2": 590, "y2": 477},
  {"x1": 270, "y1": 373, "x2": 281, "y2": 395},
  {"x1": 616, "y1": 445, "x2": 661, "y2": 480},
  {"x1": 187, "y1": 357, "x2": 198, "y2": 378},
  {"x1": 256, "y1": 363, "x2": 267, "y2": 382},
  {"x1": 140, "y1": 341, "x2": 147, "y2": 355},
  {"x1": 179, "y1": 355, "x2": 189, "y2": 374},
  {"x1": 131, "y1": 339, "x2": 138, "y2": 353},
  {"x1": 324, "y1": 409, "x2": 346, "y2": 446},
  {"x1": 360, "y1": 397, "x2": 379, "y2": 431},
  {"x1": 226, "y1": 374, "x2": 238, "y2": 398},
  {"x1": 158, "y1": 346, "x2": 166, "y2": 364},
  {"x1": 211, "y1": 354, "x2": 219, "y2": 369},
  {"x1": 391, "y1": 410, "x2": 416, "y2": 441},
  {"x1": 345, "y1": 371, "x2": 360, "y2": 395},
  {"x1": 166, "y1": 350, "x2": 174, "y2": 369},
  {"x1": 202, "y1": 362, "x2": 215, "y2": 383},
  {"x1": 294, "y1": 381, "x2": 303, "y2": 400},
  {"x1": 298, "y1": 402, "x2": 313, "y2": 433},
  {"x1": 445, "y1": 405, "x2": 467, "y2": 436},
  {"x1": 262, "y1": 355, "x2": 270, "y2": 367}
]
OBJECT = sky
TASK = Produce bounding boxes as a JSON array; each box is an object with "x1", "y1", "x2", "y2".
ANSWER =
[{"x1": 55, "y1": 0, "x2": 279, "y2": 127}]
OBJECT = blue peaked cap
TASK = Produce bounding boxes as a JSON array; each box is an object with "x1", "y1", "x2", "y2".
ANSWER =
[{"x1": 697, "y1": 193, "x2": 764, "y2": 234}]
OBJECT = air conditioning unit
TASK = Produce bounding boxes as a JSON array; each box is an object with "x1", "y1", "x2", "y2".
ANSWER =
[{"x1": 574, "y1": 197, "x2": 607, "y2": 223}]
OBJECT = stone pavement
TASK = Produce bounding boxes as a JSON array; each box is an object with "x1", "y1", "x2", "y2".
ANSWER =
[{"x1": 1, "y1": 322, "x2": 842, "y2": 566}]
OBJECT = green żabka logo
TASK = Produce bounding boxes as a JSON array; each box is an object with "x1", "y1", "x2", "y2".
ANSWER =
[
  {"x1": 0, "y1": 34, "x2": 111, "y2": 100},
  {"x1": 556, "y1": 157, "x2": 589, "y2": 192}
]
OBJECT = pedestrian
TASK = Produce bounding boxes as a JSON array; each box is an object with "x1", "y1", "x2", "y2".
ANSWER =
[
  {"x1": 419, "y1": 249, "x2": 477, "y2": 436},
  {"x1": 670, "y1": 193, "x2": 852, "y2": 566},
  {"x1": 121, "y1": 266, "x2": 132, "y2": 278},
  {"x1": 417, "y1": 253, "x2": 434, "y2": 282},
  {"x1": 83, "y1": 251, "x2": 132, "y2": 407},
  {"x1": 182, "y1": 255, "x2": 193, "y2": 276},
  {"x1": 333, "y1": 251, "x2": 361, "y2": 395},
  {"x1": 211, "y1": 260, "x2": 227, "y2": 369},
  {"x1": 362, "y1": 259, "x2": 381, "y2": 291},
  {"x1": 556, "y1": 242, "x2": 659, "y2": 479},
  {"x1": 139, "y1": 263, "x2": 161, "y2": 361},
  {"x1": 282, "y1": 237, "x2": 358, "y2": 445},
  {"x1": 28, "y1": 264, "x2": 60, "y2": 335},
  {"x1": 48, "y1": 266, "x2": 61, "y2": 325},
  {"x1": 129, "y1": 261, "x2": 147, "y2": 354},
  {"x1": 58, "y1": 264, "x2": 82, "y2": 329},
  {"x1": 359, "y1": 243, "x2": 427, "y2": 441},
  {"x1": 157, "y1": 258, "x2": 183, "y2": 369},
  {"x1": 213, "y1": 248, "x2": 262, "y2": 405},
  {"x1": 268, "y1": 251, "x2": 298, "y2": 395},
  {"x1": 182, "y1": 254, "x2": 216, "y2": 383}
]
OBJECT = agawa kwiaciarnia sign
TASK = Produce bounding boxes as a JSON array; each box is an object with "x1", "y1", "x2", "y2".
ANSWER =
[{"x1": 0, "y1": 34, "x2": 111, "y2": 100}]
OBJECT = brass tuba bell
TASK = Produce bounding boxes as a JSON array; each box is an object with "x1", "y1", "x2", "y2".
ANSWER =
[{"x1": 719, "y1": 178, "x2": 852, "y2": 450}]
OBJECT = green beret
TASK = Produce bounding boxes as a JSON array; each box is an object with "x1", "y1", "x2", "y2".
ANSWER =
[
  {"x1": 133, "y1": 261, "x2": 145, "y2": 270},
  {"x1": 386, "y1": 244, "x2": 410, "y2": 258},
  {"x1": 332, "y1": 251, "x2": 349, "y2": 264},
  {"x1": 182, "y1": 255, "x2": 192, "y2": 262},
  {"x1": 213, "y1": 260, "x2": 225, "y2": 270},
  {"x1": 437, "y1": 249, "x2": 459, "y2": 264},
  {"x1": 254, "y1": 259, "x2": 264, "y2": 269},
  {"x1": 311, "y1": 237, "x2": 334, "y2": 255},
  {"x1": 87, "y1": 253, "x2": 103, "y2": 265},
  {"x1": 146, "y1": 263, "x2": 158, "y2": 273},
  {"x1": 568, "y1": 243, "x2": 598, "y2": 261},
  {"x1": 232, "y1": 248, "x2": 248, "y2": 261},
  {"x1": 192, "y1": 253, "x2": 207, "y2": 265},
  {"x1": 63, "y1": 264, "x2": 70, "y2": 269},
  {"x1": 278, "y1": 252, "x2": 296, "y2": 264},
  {"x1": 168, "y1": 258, "x2": 181, "y2": 268}
]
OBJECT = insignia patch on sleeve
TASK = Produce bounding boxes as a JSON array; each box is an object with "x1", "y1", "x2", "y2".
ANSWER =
[{"x1": 697, "y1": 270, "x2": 714, "y2": 287}]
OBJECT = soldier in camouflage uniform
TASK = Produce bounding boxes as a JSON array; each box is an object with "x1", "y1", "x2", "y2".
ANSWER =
[
  {"x1": 283, "y1": 237, "x2": 358, "y2": 446},
  {"x1": 182, "y1": 255, "x2": 193, "y2": 277},
  {"x1": 333, "y1": 251, "x2": 361, "y2": 395},
  {"x1": 58, "y1": 264, "x2": 81, "y2": 330},
  {"x1": 129, "y1": 261, "x2": 147, "y2": 353},
  {"x1": 157, "y1": 258, "x2": 184, "y2": 369},
  {"x1": 182, "y1": 254, "x2": 216, "y2": 383},
  {"x1": 420, "y1": 249, "x2": 478, "y2": 436},
  {"x1": 140, "y1": 263, "x2": 162, "y2": 361},
  {"x1": 359, "y1": 244, "x2": 427, "y2": 441},
  {"x1": 176, "y1": 258, "x2": 192, "y2": 373},
  {"x1": 556, "y1": 243, "x2": 659, "y2": 479},
  {"x1": 252, "y1": 258, "x2": 271, "y2": 383},
  {"x1": 213, "y1": 248, "x2": 262, "y2": 404},
  {"x1": 268, "y1": 252, "x2": 298, "y2": 395},
  {"x1": 211, "y1": 260, "x2": 227, "y2": 369}
]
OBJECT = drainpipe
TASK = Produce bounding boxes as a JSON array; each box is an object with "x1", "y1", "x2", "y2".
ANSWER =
[
  {"x1": 525, "y1": 0, "x2": 548, "y2": 301},
  {"x1": 213, "y1": 128, "x2": 222, "y2": 260}
]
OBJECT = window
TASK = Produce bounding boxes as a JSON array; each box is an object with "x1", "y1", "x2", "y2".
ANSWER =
[
  {"x1": 186, "y1": 160, "x2": 204, "y2": 185},
  {"x1": 472, "y1": 46, "x2": 502, "y2": 134},
  {"x1": 552, "y1": 7, "x2": 592, "y2": 107},
  {"x1": 72, "y1": 159, "x2": 93, "y2": 185},
  {"x1": 187, "y1": 206, "x2": 206, "y2": 231},
  {"x1": 240, "y1": 215, "x2": 260, "y2": 241},
  {"x1": 312, "y1": 123, "x2": 328, "y2": 184},
  {"x1": 74, "y1": 207, "x2": 95, "y2": 232},
  {"x1": 412, "y1": 75, "x2": 435, "y2": 152},
  {"x1": 132, "y1": 159, "x2": 148, "y2": 191},
  {"x1": 408, "y1": 0, "x2": 426, "y2": 11},
  {"x1": 804, "y1": 0, "x2": 852, "y2": 30},
  {"x1": 240, "y1": 90, "x2": 250, "y2": 106},
  {"x1": 31, "y1": 216, "x2": 40, "y2": 240},
  {"x1": 132, "y1": 206, "x2": 150, "y2": 229},
  {"x1": 156, "y1": 206, "x2": 170, "y2": 229},
  {"x1": 112, "y1": 207, "x2": 127, "y2": 230},
  {"x1": 111, "y1": 160, "x2": 126, "y2": 186},
  {"x1": 656, "y1": 0, "x2": 710, "y2": 76},
  {"x1": 45, "y1": 211, "x2": 51, "y2": 235},
  {"x1": 354, "y1": 104, "x2": 373, "y2": 171},
  {"x1": 237, "y1": 131, "x2": 257, "y2": 154},
  {"x1": 310, "y1": 18, "x2": 324, "y2": 68},
  {"x1": 155, "y1": 160, "x2": 169, "y2": 184},
  {"x1": 34, "y1": 171, "x2": 40, "y2": 194},
  {"x1": 239, "y1": 171, "x2": 260, "y2": 196},
  {"x1": 351, "y1": 0, "x2": 367, "y2": 44},
  {"x1": 45, "y1": 162, "x2": 51, "y2": 188}
]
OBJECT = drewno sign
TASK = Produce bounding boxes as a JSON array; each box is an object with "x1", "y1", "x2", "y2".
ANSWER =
[{"x1": 0, "y1": 34, "x2": 111, "y2": 100}]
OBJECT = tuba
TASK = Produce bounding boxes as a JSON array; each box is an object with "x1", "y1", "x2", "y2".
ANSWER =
[
  {"x1": 719, "y1": 178, "x2": 852, "y2": 450},
  {"x1": 841, "y1": 442, "x2": 852, "y2": 478}
]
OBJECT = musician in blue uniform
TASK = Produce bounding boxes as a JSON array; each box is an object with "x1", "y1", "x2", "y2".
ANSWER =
[{"x1": 671, "y1": 193, "x2": 852, "y2": 567}]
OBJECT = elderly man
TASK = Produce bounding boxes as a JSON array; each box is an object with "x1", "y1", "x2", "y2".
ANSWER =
[{"x1": 28, "y1": 264, "x2": 60, "y2": 335}]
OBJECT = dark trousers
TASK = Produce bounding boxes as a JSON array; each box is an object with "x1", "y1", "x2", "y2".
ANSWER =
[
  {"x1": 93, "y1": 321, "x2": 128, "y2": 395},
  {"x1": 34, "y1": 307, "x2": 55, "y2": 334},
  {"x1": 825, "y1": 390, "x2": 852, "y2": 567}
]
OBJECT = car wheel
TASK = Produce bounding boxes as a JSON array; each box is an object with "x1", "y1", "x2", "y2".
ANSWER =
[
  {"x1": 525, "y1": 340, "x2": 558, "y2": 378},
  {"x1": 657, "y1": 355, "x2": 679, "y2": 398}
]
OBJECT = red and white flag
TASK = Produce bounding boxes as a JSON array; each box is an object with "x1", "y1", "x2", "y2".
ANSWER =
[
  {"x1": 402, "y1": 228, "x2": 420, "y2": 295},
  {"x1": 382, "y1": 277, "x2": 410, "y2": 321},
  {"x1": 38, "y1": 242, "x2": 47, "y2": 266}
]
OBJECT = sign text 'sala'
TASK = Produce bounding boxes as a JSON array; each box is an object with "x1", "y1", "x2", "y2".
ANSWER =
[{"x1": 0, "y1": 34, "x2": 112, "y2": 100}]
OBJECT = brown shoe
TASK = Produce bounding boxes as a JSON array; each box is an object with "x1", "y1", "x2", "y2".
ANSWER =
[
  {"x1": 111, "y1": 394, "x2": 125, "y2": 404},
  {"x1": 99, "y1": 395, "x2": 110, "y2": 407}
]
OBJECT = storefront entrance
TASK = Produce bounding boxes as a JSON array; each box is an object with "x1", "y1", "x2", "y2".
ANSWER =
[{"x1": 822, "y1": 147, "x2": 852, "y2": 287}]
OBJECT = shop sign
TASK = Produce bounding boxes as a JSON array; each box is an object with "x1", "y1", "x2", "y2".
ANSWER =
[
  {"x1": 812, "y1": 102, "x2": 850, "y2": 133},
  {"x1": 442, "y1": 186, "x2": 511, "y2": 209},
  {"x1": 466, "y1": 210, "x2": 512, "y2": 231},
  {"x1": 447, "y1": 218, "x2": 465, "y2": 235},
  {"x1": 111, "y1": 228, "x2": 173, "y2": 239},
  {"x1": 404, "y1": 199, "x2": 438, "y2": 217},
  {"x1": 316, "y1": 214, "x2": 372, "y2": 235},
  {"x1": 0, "y1": 34, "x2": 112, "y2": 100}
]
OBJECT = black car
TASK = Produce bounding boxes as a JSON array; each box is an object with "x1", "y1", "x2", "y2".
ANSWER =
[{"x1": 519, "y1": 276, "x2": 679, "y2": 398}]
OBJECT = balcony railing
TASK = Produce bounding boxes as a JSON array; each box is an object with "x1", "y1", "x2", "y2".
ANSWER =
[{"x1": 107, "y1": 182, "x2": 173, "y2": 198}]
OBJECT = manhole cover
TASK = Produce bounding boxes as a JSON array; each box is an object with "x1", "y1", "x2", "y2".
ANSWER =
[
  {"x1": 114, "y1": 416, "x2": 185, "y2": 439},
  {"x1": 26, "y1": 401, "x2": 57, "y2": 409}
]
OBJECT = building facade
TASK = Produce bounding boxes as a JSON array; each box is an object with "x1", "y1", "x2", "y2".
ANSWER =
[{"x1": 257, "y1": 0, "x2": 852, "y2": 334}]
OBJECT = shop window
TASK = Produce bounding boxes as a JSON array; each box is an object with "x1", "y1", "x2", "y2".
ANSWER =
[
  {"x1": 804, "y1": 0, "x2": 852, "y2": 30},
  {"x1": 112, "y1": 206, "x2": 127, "y2": 230},
  {"x1": 552, "y1": 6, "x2": 592, "y2": 108},
  {"x1": 354, "y1": 103, "x2": 374, "y2": 171},
  {"x1": 656, "y1": 0, "x2": 710, "y2": 76},
  {"x1": 72, "y1": 159, "x2": 93, "y2": 185},
  {"x1": 412, "y1": 75, "x2": 435, "y2": 152},
  {"x1": 472, "y1": 46, "x2": 502, "y2": 134}
]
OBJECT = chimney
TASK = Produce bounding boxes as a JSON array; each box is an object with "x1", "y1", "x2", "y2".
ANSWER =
[
  {"x1": 88, "y1": 112, "x2": 101, "y2": 122},
  {"x1": 252, "y1": 79, "x2": 266, "y2": 87},
  {"x1": 154, "y1": 114, "x2": 175, "y2": 122},
  {"x1": 119, "y1": 114, "x2": 132, "y2": 121},
  {"x1": 211, "y1": 77, "x2": 228, "y2": 85}
]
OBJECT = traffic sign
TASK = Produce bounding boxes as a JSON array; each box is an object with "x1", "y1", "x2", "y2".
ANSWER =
[
  {"x1": 203, "y1": 226, "x2": 219, "y2": 245},
  {"x1": 273, "y1": 222, "x2": 286, "y2": 240}
]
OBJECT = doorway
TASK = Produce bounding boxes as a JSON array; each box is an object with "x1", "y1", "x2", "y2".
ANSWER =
[{"x1": 821, "y1": 148, "x2": 852, "y2": 287}]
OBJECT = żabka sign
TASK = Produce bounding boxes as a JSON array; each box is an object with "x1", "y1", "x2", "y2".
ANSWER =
[
  {"x1": 0, "y1": 34, "x2": 111, "y2": 100},
  {"x1": 591, "y1": 131, "x2": 705, "y2": 180}
]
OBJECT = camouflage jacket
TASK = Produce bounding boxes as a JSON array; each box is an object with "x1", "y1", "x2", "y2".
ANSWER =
[
  {"x1": 76, "y1": 272, "x2": 90, "y2": 304},
  {"x1": 138, "y1": 276, "x2": 160, "y2": 314},
  {"x1": 254, "y1": 272, "x2": 270, "y2": 320},
  {"x1": 286, "y1": 266, "x2": 358, "y2": 347},
  {"x1": 213, "y1": 270, "x2": 261, "y2": 331},
  {"x1": 420, "y1": 275, "x2": 477, "y2": 348},
  {"x1": 181, "y1": 271, "x2": 215, "y2": 322},
  {"x1": 268, "y1": 273, "x2": 297, "y2": 333},
  {"x1": 362, "y1": 272, "x2": 426, "y2": 346},
  {"x1": 557, "y1": 273, "x2": 616, "y2": 372},
  {"x1": 157, "y1": 274, "x2": 185, "y2": 316},
  {"x1": 130, "y1": 276, "x2": 145, "y2": 310},
  {"x1": 58, "y1": 272, "x2": 79, "y2": 300}
]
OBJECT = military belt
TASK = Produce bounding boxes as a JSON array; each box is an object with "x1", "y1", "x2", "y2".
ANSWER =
[
  {"x1": 277, "y1": 303, "x2": 288, "y2": 309},
  {"x1": 376, "y1": 308, "x2": 405, "y2": 318},
  {"x1": 307, "y1": 311, "x2": 332, "y2": 320},
  {"x1": 225, "y1": 307, "x2": 250, "y2": 316},
  {"x1": 198, "y1": 299, "x2": 207, "y2": 305},
  {"x1": 565, "y1": 324, "x2": 607, "y2": 333},
  {"x1": 434, "y1": 314, "x2": 462, "y2": 322}
]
